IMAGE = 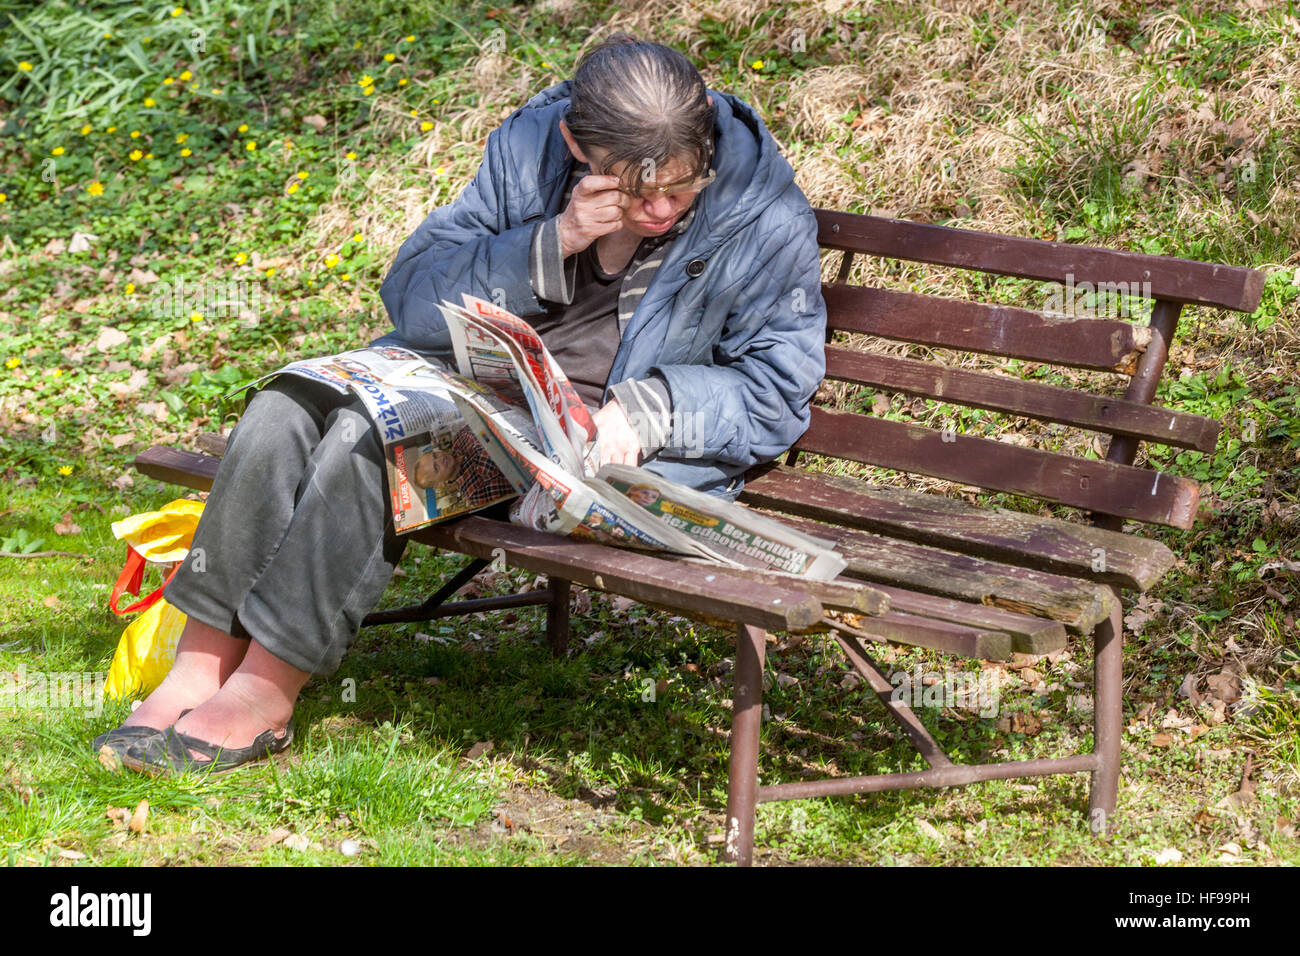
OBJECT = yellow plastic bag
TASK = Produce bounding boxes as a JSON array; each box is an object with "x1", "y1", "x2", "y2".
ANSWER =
[{"x1": 103, "y1": 499, "x2": 205, "y2": 701}]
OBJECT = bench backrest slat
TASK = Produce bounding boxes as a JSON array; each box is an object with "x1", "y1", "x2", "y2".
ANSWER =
[
  {"x1": 817, "y1": 210, "x2": 1265, "y2": 312},
  {"x1": 825, "y1": 283, "x2": 1152, "y2": 373},
  {"x1": 824, "y1": 347, "x2": 1221, "y2": 452},
  {"x1": 795, "y1": 406, "x2": 1201, "y2": 528}
]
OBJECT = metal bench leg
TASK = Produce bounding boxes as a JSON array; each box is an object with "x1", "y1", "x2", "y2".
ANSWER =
[
  {"x1": 1089, "y1": 588, "x2": 1123, "y2": 836},
  {"x1": 546, "y1": 577, "x2": 571, "y2": 657},
  {"x1": 724, "y1": 622, "x2": 766, "y2": 866}
]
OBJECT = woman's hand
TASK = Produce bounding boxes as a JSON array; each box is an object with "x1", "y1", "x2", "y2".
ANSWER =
[
  {"x1": 557, "y1": 174, "x2": 628, "y2": 259},
  {"x1": 592, "y1": 399, "x2": 641, "y2": 468}
]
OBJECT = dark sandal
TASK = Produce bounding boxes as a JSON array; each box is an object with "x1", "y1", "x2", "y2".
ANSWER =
[
  {"x1": 92, "y1": 709, "x2": 194, "y2": 758},
  {"x1": 122, "y1": 717, "x2": 293, "y2": 777}
]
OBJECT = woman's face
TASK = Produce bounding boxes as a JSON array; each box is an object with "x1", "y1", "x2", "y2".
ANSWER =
[
  {"x1": 588, "y1": 150, "x2": 703, "y2": 238},
  {"x1": 561, "y1": 95, "x2": 714, "y2": 239}
]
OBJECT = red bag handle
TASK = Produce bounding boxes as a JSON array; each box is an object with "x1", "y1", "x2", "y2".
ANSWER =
[{"x1": 109, "y1": 545, "x2": 181, "y2": 615}]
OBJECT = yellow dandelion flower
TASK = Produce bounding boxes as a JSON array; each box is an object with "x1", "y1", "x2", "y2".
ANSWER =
[
  {"x1": 59, "y1": 465, "x2": 73, "y2": 476},
  {"x1": 265, "y1": 267, "x2": 276, "y2": 277},
  {"x1": 130, "y1": 130, "x2": 140, "y2": 138},
  {"x1": 145, "y1": 152, "x2": 153, "y2": 159},
  {"x1": 432, "y1": 98, "x2": 439, "y2": 104},
  {"x1": 144, "y1": 97, "x2": 156, "y2": 107},
  {"x1": 358, "y1": 74, "x2": 374, "y2": 88},
  {"x1": 50, "y1": 368, "x2": 62, "y2": 378},
  {"x1": 352, "y1": 232, "x2": 363, "y2": 243},
  {"x1": 211, "y1": 88, "x2": 221, "y2": 94},
  {"x1": 51, "y1": 146, "x2": 64, "y2": 156},
  {"x1": 354, "y1": 41, "x2": 362, "y2": 49},
  {"x1": 345, "y1": 151, "x2": 357, "y2": 160},
  {"x1": 398, "y1": 78, "x2": 408, "y2": 86},
  {"x1": 435, "y1": 166, "x2": 446, "y2": 175},
  {"x1": 234, "y1": 252, "x2": 248, "y2": 264},
  {"x1": 125, "y1": 283, "x2": 135, "y2": 294},
  {"x1": 0, "y1": 192, "x2": 6, "y2": 203},
  {"x1": 287, "y1": 183, "x2": 299, "y2": 194},
  {"x1": 324, "y1": 254, "x2": 339, "y2": 268},
  {"x1": 190, "y1": 312, "x2": 202, "y2": 322},
  {"x1": 164, "y1": 76, "x2": 175, "y2": 85},
  {"x1": 543, "y1": 62, "x2": 551, "y2": 69},
  {"x1": 129, "y1": 149, "x2": 143, "y2": 161},
  {"x1": 363, "y1": 85, "x2": 375, "y2": 96},
  {"x1": 19, "y1": 62, "x2": 33, "y2": 72},
  {"x1": 340, "y1": 273, "x2": 351, "y2": 281},
  {"x1": 5, "y1": 357, "x2": 19, "y2": 368},
  {"x1": 420, "y1": 121, "x2": 433, "y2": 132},
  {"x1": 176, "y1": 132, "x2": 189, "y2": 144},
  {"x1": 752, "y1": 60, "x2": 764, "y2": 70},
  {"x1": 172, "y1": 7, "x2": 183, "y2": 17},
  {"x1": 296, "y1": 171, "x2": 308, "y2": 179},
  {"x1": 384, "y1": 53, "x2": 395, "y2": 63},
  {"x1": 87, "y1": 181, "x2": 104, "y2": 196},
  {"x1": 80, "y1": 124, "x2": 91, "y2": 135},
  {"x1": 106, "y1": 126, "x2": 116, "y2": 133},
  {"x1": 180, "y1": 147, "x2": 192, "y2": 157},
  {"x1": 409, "y1": 109, "x2": 417, "y2": 117},
  {"x1": 179, "y1": 69, "x2": 192, "y2": 81},
  {"x1": 189, "y1": 83, "x2": 198, "y2": 91},
  {"x1": 405, "y1": 35, "x2": 415, "y2": 43},
  {"x1": 246, "y1": 141, "x2": 257, "y2": 151},
  {"x1": 237, "y1": 123, "x2": 248, "y2": 133},
  {"x1": 103, "y1": 32, "x2": 112, "y2": 39}
]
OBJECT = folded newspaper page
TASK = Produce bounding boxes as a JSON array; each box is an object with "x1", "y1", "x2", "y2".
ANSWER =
[
  {"x1": 597, "y1": 464, "x2": 847, "y2": 580},
  {"x1": 229, "y1": 346, "x2": 521, "y2": 533},
  {"x1": 223, "y1": 298, "x2": 843, "y2": 578}
]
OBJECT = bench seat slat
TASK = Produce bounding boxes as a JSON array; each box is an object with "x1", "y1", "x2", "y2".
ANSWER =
[
  {"x1": 865, "y1": 583, "x2": 1066, "y2": 656},
  {"x1": 135, "y1": 446, "x2": 219, "y2": 492},
  {"x1": 741, "y1": 464, "x2": 1175, "y2": 590},
  {"x1": 414, "y1": 516, "x2": 825, "y2": 632},
  {"x1": 824, "y1": 346, "x2": 1220, "y2": 452},
  {"x1": 760, "y1": 511, "x2": 1118, "y2": 635},
  {"x1": 796, "y1": 407, "x2": 1201, "y2": 528},
  {"x1": 833, "y1": 611, "x2": 1013, "y2": 661},
  {"x1": 825, "y1": 284, "x2": 1151, "y2": 372},
  {"x1": 817, "y1": 210, "x2": 1265, "y2": 312}
]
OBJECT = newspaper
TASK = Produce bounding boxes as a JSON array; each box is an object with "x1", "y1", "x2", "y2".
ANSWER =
[
  {"x1": 226, "y1": 296, "x2": 844, "y2": 578},
  {"x1": 233, "y1": 345, "x2": 524, "y2": 533}
]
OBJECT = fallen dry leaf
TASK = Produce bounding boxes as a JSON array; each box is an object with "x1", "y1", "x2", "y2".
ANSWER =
[
  {"x1": 53, "y1": 511, "x2": 81, "y2": 535},
  {"x1": 97, "y1": 745, "x2": 121, "y2": 772},
  {"x1": 466, "y1": 740, "x2": 495, "y2": 760},
  {"x1": 1206, "y1": 671, "x2": 1243, "y2": 703},
  {"x1": 95, "y1": 327, "x2": 129, "y2": 352},
  {"x1": 129, "y1": 799, "x2": 149, "y2": 834},
  {"x1": 1150, "y1": 732, "x2": 1175, "y2": 747},
  {"x1": 43, "y1": 595, "x2": 61, "y2": 608}
]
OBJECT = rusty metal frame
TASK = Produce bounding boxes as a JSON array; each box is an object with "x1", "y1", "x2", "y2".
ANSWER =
[
  {"x1": 361, "y1": 556, "x2": 573, "y2": 658},
  {"x1": 719, "y1": 296, "x2": 1187, "y2": 865}
]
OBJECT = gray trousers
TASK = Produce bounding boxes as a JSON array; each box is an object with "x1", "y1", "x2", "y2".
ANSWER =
[{"x1": 163, "y1": 374, "x2": 409, "y2": 676}]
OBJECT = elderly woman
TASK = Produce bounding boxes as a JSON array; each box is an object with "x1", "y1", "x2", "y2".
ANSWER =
[{"x1": 99, "y1": 34, "x2": 827, "y2": 774}]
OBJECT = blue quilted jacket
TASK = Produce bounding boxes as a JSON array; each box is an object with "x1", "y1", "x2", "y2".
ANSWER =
[{"x1": 374, "y1": 80, "x2": 827, "y2": 497}]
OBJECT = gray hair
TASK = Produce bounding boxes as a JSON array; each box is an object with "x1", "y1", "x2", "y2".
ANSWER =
[{"x1": 563, "y1": 33, "x2": 715, "y2": 188}]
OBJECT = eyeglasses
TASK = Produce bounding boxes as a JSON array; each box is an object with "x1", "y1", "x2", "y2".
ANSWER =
[
  {"x1": 594, "y1": 140, "x2": 716, "y2": 202},
  {"x1": 609, "y1": 168, "x2": 716, "y2": 201}
]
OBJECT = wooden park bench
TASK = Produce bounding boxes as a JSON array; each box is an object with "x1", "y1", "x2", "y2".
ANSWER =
[{"x1": 134, "y1": 209, "x2": 1263, "y2": 865}]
